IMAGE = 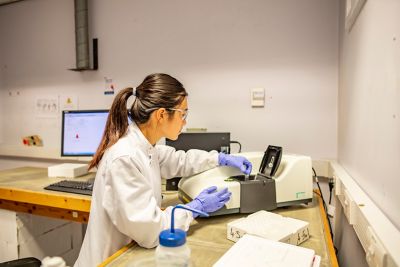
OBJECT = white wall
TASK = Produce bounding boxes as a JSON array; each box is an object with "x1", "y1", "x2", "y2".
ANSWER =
[
  {"x1": 0, "y1": 156, "x2": 70, "y2": 170},
  {"x1": 337, "y1": 0, "x2": 400, "y2": 266},
  {"x1": 0, "y1": 33, "x2": 3, "y2": 144},
  {"x1": 338, "y1": 0, "x2": 400, "y2": 229},
  {"x1": 0, "y1": 0, "x2": 338, "y2": 163}
]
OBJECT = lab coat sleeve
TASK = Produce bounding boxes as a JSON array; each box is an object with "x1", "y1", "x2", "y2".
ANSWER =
[
  {"x1": 102, "y1": 155, "x2": 193, "y2": 248},
  {"x1": 156, "y1": 145, "x2": 219, "y2": 179}
]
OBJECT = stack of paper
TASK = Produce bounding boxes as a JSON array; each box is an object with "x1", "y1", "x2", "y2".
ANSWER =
[
  {"x1": 227, "y1": 210, "x2": 310, "y2": 245},
  {"x1": 214, "y1": 234, "x2": 321, "y2": 267}
]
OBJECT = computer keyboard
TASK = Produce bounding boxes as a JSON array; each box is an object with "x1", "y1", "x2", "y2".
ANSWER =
[{"x1": 44, "y1": 179, "x2": 94, "y2": 196}]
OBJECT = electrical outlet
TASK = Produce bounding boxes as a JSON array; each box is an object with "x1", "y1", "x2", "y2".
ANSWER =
[
  {"x1": 366, "y1": 226, "x2": 388, "y2": 267},
  {"x1": 343, "y1": 188, "x2": 355, "y2": 225},
  {"x1": 334, "y1": 174, "x2": 342, "y2": 196}
]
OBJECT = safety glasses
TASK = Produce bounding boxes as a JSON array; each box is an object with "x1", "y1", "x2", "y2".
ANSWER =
[{"x1": 166, "y1": 108, "x2": 189, "y2": 121}]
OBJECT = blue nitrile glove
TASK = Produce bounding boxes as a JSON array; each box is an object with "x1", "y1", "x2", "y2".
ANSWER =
[
  {"x1": 186, "y1": 186, "x2": 231, "y2": 217},
  {"x1": 218, "y1": 153, "x2": 252, "y2": 175}
]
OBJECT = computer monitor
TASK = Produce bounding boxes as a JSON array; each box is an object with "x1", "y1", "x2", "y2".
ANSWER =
[
  {"x1": 61, "y1": 110, "x2": 109, "y2": 156},
  {"x1": 166, "y1": 132, "x2": 231, "y2": 153}
]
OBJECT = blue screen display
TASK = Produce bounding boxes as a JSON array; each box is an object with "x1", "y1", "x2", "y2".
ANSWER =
[{"x1": 61, "y1": 110, "x2": 109, "y2": 156}]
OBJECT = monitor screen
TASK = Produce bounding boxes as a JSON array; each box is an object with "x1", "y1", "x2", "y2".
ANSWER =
[
  {"x1": 166, "y1": 132, "x2": 230, "y2": 153},
  {"x1": 61, "y1": 110, "x2": 109, "y2": 156}
]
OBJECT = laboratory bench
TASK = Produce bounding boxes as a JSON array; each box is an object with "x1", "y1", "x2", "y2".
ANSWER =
[
  {"x1": 0, "y1": 167, "x2": 338, "y2": 267},
  {"x1": 101, "y1": 191, "x2": 338, "y2": 267},
  {"x1": 0, "y1": 166, "x2": 94, "y2": 223}
]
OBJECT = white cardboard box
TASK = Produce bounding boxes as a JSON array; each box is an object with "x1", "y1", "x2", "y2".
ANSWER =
[
  {"x1": 227, "y1": 210, "x2": 310, "y2": 246},
  {"x1": 48, "y1": 163, "x2": 88, "y2": 178}
]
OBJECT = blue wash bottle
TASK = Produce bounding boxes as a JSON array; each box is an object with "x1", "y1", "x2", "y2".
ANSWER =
[{"x1": 155, "y1": 204, "x2": 208, "y2": 267}]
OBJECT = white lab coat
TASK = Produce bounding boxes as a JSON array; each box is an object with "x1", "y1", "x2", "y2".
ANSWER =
[{"x1": 74, "y1": 123, "x2": 218, "y2": 267}]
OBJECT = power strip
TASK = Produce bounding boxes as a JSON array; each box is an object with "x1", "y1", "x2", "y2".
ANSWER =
[{"x1": 330, "y1": 161, "x2": 399, "y2": 267}]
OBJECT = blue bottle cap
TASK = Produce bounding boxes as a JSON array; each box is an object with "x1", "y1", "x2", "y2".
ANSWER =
[
  {"x1": 159, "y1": 228, "x2": 186, "y2": 247},
  {"x1": 159, "y1": 204, "x2": 208, "y2": 247}
]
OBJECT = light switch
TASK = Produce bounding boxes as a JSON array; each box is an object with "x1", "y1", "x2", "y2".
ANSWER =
[{"x1": 251, "y1": 88, "x2": 265, "y2": 107}]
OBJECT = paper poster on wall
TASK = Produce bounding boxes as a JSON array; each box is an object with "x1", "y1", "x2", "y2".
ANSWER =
[
  {"x1": 104, "y1": 77, "x2": 115, "y2": 95},
  {"x1": 35, "y1": 96, "x2": 59, "y2": 118},
  {"x1": 60, "y1": 95, "x2": 78, "y2": 111}
]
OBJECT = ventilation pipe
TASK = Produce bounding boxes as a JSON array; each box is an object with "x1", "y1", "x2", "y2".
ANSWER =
[
  {"x1": 0, "y1": 0, "x2": 23, "y2": 6},
  {"x1": 70, "y1": 0, "x2": 97, "y2": 71}
]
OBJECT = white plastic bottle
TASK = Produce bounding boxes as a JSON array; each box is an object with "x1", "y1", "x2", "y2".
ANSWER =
[
  {"x1": 41, "y1": 256, "x2": 67, "y2": 267},
  {"x1": 155, "y1": 235, "x2": 190, "y2": 267},
  {"x1": 155, "y1": 205, "x2": 208, "y2": 267}
]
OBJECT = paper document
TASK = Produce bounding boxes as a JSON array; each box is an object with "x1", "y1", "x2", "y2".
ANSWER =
[{"x1": 214, "y1": 234, "x2": 319, "y2": 267}]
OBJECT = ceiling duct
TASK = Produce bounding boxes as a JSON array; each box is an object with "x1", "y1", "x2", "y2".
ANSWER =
[
  {"x1": 0, "y1": 0, "x2": 23, "y2": 6},
  {"x1": 70, "y1": 0, "x2": 97, "y2": 71}
]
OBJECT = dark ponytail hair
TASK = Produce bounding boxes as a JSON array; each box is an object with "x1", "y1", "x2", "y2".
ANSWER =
[{"x1": 89, "y1": 73, "x2": 188, "y2": 169}]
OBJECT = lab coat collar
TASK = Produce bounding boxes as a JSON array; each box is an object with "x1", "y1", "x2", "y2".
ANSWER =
[{"x1": 128, "y1": 122, "x2": 154, "y2": 152}]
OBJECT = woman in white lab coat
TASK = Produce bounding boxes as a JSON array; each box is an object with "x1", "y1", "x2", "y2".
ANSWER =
[{"x1": 74, "y1": 73, "x2": 252, "y2": 267}]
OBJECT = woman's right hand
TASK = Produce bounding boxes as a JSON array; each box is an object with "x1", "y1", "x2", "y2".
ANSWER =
[{"x1": 186, "y1": 186, "x2": 231, "y2": 217}]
